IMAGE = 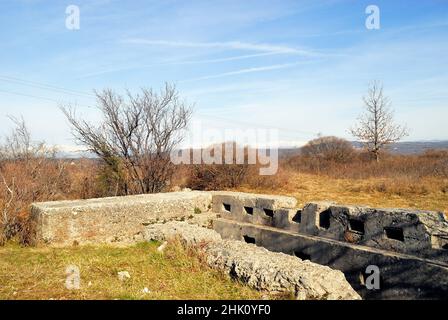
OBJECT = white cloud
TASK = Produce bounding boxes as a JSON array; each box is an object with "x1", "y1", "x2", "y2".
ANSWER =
[
  {"x1": 181, "y1": 62, "x2": 302, "y2": 82},
  {"x1": 122, "y1": 39, "x2": 311, "y2": 55},
  {"x1": 77, "y1": 51, "x2": 291, "y2": 79}
]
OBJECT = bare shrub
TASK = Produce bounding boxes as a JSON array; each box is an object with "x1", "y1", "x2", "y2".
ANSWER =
[
  {"x1": 0, "y1": 117, "x2": 70, "y2": 244},
  {"x1": 186, "y1": 142, "x2": 249, "y2": 190},
  {"x1": 301, "y1": 136, "x2": 354, "y2": 163},
  {"x1": 62, "y1": 83, "x2": 192, "y2": 195},
  {"x1": 187, "y1": 164, "x2": 248, "y2": 190}
]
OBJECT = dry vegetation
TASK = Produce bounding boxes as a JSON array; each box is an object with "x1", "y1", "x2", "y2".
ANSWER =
[{"x1": 0, "y1": 240, "x2": 266, "y2": 300}]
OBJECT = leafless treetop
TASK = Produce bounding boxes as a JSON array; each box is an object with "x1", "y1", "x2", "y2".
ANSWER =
[{"x1": 350, "y1": 81, "x2": 408, "y2": 161}]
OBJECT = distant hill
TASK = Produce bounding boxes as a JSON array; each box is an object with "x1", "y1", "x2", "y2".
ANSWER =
[
  {"x1": 58, "y1": 141, "x2": 448, "y2": 159},
  {"x1": 279, "y1": 141, "x2": 448, "y2": 158},
  {"x1": 351, "y1": 141, "x2": 448, "y2": 155}
]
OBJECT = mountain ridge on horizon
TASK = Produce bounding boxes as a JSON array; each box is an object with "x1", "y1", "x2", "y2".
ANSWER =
[{"x1": 56, "y1": 140, "x2": 448, "y2": 159}]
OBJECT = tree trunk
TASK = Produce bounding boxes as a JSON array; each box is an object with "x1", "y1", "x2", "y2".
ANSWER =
[{"x1": 374, "y1": 150, "x2": 379, "y2": 162}]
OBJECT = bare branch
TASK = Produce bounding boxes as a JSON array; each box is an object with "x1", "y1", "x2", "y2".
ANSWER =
[{"x1": 61, "y1": 83, "x2": 193, "y2": 194}]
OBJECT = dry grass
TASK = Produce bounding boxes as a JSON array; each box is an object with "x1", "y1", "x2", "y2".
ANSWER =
[
  {"x1": 231, "y1": 150, "x2": 448, "y2": 214},
  {"x1": 0, "y1": 240, "x2": 265, "y2": 300},
  {"x1": 237, "y1": 171, "x2": 448, "y2": 214}
]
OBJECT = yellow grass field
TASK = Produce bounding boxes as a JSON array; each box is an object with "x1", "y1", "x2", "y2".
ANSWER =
[{"x1": 237, "y1": 172, "x2": 448, "y2": 215}]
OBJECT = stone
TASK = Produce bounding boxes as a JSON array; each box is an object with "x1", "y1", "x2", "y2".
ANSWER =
[
  {"x1": 117, "y1": 271, "x2": 130, "y2": 281},
  {"x1": 143, "y1": 221, "x2": 360, "y2": 300},
  {"x1": 206, "y1": 239, "x2": 360, "y2": 300},
  {"x1": 157, "y1": 241, "x2": 168, "y2": 252}
]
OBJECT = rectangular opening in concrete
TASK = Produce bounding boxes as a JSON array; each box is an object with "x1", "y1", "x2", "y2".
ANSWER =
[
  {"x1": 319, "y1": 209, "x2": 331, "y2": 229},
  {"x1": 292, "y1": 210, "x2": 302, "y2": 223},
  {"x1": 223, "y1": 203, "x2": 231, "y2": 213},
  {"x1": 439, "y1": 237, "x2": 448, "y2": 250},
  {"x1": 294, "y1": 250, "x2": 311, "y2": 261},
  {"x1": 244, "y1": 206, "x2": 254, "y2": 215},
  {"x1": 384, "y1": 226, "x2": 404, "y2": 242},
  {"x1": 431, "y1": 235, "x2": 448, "y2": 250},
  {"x1": 263, "y1": 208, "x2": 274, "y2": 218},
  {"x1": 243, "y1": 235, "x2": 256, "y2": 244},
  {"x1": 349, "y1": 219, "x2": 365, "y2": 234}
]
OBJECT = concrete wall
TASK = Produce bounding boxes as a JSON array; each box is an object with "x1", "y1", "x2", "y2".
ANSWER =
[
  {"x1": 211, "y1": 192, "x2": 448, "y2": 262},
  {"x1": 31, "y1": 191, "x2": 212, "y2": 245}
]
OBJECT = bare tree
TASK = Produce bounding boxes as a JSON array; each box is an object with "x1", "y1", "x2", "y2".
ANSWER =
[
  {"x1": 350, "y1": 81, "x2": 408, "y2": 162},
  {"x1": 61, "y1": 83, "x2": 193, "y2": 195}
]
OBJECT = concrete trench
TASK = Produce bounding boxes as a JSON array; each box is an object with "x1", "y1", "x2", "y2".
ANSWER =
[{"x1": 30, "y1": 190, "x2": 448, "y2": 299}]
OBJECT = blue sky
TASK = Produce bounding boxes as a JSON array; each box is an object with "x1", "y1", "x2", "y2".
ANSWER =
[{"x1": 0, "y1": 0, "x2": 447, "y2": 150}]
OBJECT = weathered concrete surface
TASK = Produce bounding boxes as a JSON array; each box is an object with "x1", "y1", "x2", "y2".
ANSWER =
[
  {"x1": 188, "y1": 212, "x2": 220, "y2": 229},
  {"x1": 144, "y1": 221, "x2": 360, "y2": 300},
  {"x1": 206, "y1": 240, "x2": 360, "y2": 300},
  {"x1": 30, "y1": 191, "x2": 212, "y2": 245},
  {"x1": 144, "y1": 221, "x2": 222, "y2": 246},
  {"x1": 213, "y1": 218, "x2": 448, "y2": 299},
  {"x1": 211, "y1": 191, "x2": 297, "y2": 226},
  {"x1": 227, "y1": 197, "x2": 448, "y2": 262},
  {"x1": 280, "y1": 202, "x2": 448, "y2": 262}
]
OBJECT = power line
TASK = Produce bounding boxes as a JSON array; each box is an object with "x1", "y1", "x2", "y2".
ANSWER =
[
  {"x1": 0, "y1": 75, "x2": 96, "y2": 99},
  {"x1": 0, "y1": 76, "x2": 319, "y2": 137},
  {"x1": 0, "y1": 88, "x2": 95, "y2": 109}
]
